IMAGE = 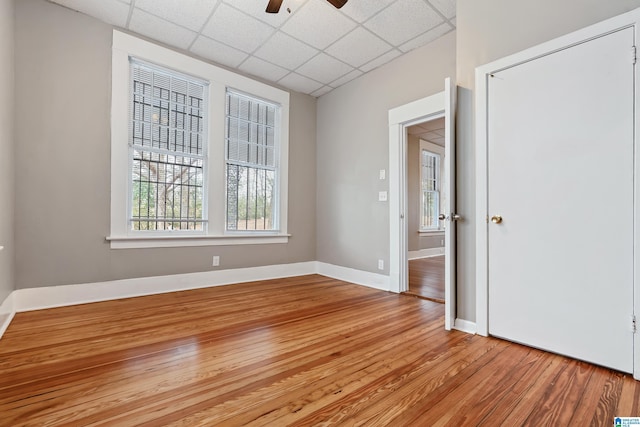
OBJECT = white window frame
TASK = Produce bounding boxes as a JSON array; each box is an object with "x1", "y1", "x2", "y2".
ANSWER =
[
  {"x1": 419, "y1": 140, "x2": 444, "y2": 233},
  {"x1": 108, "y1": 30, "x2": 290, "y2": 249}
]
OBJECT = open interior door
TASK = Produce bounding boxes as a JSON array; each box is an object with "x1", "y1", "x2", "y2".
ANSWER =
[{"x1": 444, "y1": 77, "x2": 456, "y2": 331}]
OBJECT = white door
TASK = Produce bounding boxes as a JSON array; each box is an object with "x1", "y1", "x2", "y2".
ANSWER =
[
  {"x1": 444, "y1": 78, "x2": 456, "y2": 331},
  {"x1": 487, "y1": 27, "x2": 635, "y2": 372}
]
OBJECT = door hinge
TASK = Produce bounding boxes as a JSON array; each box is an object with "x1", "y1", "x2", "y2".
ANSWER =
[
  {"x1": 632, "y1": 315, "x2": 637, "y2": 334},
  {"x1": 632, "y1": 46, "x2": 637, "y2": 65}
]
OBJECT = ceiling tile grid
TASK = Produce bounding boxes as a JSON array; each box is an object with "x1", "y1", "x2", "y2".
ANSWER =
[{"x1": 48, "y1": 0, "x2": 456, "y2": 97}]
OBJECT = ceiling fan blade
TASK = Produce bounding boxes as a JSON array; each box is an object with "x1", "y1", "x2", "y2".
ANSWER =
[
  {"x1": 266, "y1": 0, "x2": 283, "y2": 13},
  {"x1": 326, "y1": 0, "x2": 348, "y2": 9}
]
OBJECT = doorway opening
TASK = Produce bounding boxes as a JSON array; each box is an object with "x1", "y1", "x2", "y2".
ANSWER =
[
  {"x1": 388, "y1": 78, "x2": 456, "y2": 330},
  {"x1": 404, "y1": 117, "x2": 446, "y2": 303}
]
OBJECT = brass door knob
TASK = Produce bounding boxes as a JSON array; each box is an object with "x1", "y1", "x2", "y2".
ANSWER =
[
  {"x1": 438, "y1": 214, "x2": 446, "y2": 220},
  {"x1": 491, "y1": 215, "x2": 503, "y2": 224}
]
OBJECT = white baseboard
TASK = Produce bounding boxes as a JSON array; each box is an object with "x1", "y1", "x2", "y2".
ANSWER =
[
  {"x1": 316, "y1": 262, "x2": 391, "y2": 291},
  {"x1": 408, "y1": 248, "x2": 445, "y2": 260},
  {"x1": 1, "y1": 261, "x2": 393, "y2": 336},
  {"x1": 13, "y1": 261, "x2": 317, "y2": 313},
  {"x1": 0, "y1": 293, "x2": 15, "y2": 339},
  {"x1": 11, "y1": 261, "x2": 392, "y2": 313},
  {"x1": 1, "y1": 261, "x2": 472, "y2": 341},
  {"x1": 453, "y1": 318, "x2": 477, "y2": 334}
]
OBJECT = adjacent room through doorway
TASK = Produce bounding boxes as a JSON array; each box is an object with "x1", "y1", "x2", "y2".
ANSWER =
[{"x1": 404, "y1": 118, "x2": 446, "y2": 303}]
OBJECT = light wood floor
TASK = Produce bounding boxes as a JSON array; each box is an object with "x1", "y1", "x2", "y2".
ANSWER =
[
  {"x1": 407, "y1": 256, "x2": 445, "y2": 303},
  {"x1": 1, "y1": 275, "x2": 638, "y2": 426}
]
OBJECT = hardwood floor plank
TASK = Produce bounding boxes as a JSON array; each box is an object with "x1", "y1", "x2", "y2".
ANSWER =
[
  {"x1": 474, "y1": 349, "x2": 563, "y2": 425},
  {"x1": 408, "y1": 256, "x2": 445, "y2": 302},
  {"x1": 443, "y1": 347, "x2": 546, "y2": 426},
  {"x1": 521, "y1": 360, "x2": 594, "y2": 426},
  {"x1": 385, "y1": 339, "x2": 524, "y2": 426},
  {"x1": 616, "y1": 375, "x2": 640, "y2": 417},
  {"x1": 289, "y1": 334, "x2": 499, "y2": 426},
  {"x1": 492, "y1": 355, "x2": 570, "y2": 425},
  {"x1": 0, "y1": 274, "x2": 637, "y2": 426}
]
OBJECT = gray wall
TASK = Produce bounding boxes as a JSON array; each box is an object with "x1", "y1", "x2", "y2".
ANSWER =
[
  {"x1": 0, "y1": 0, "x2": 14, "y2": 303},
  {"x1": 454, "y1": 0, "x2": 640, "y2": 321},
  {"x1": 316, "y1": 32, "x2": 456, "y2": 274},
  {"x1": 14, "y1": 0, "x2": 317, "y2": 289},
  {"x1": 407, "y1": 135, "x2": 420, "y2": 252}
]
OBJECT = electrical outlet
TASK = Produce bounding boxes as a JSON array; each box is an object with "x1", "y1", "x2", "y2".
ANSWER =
[
  {"x1": 212, "y1": 256, "x2": 220, "y2": 267},
  {"x1": 378, "y1": 259, "x2": 384, "y2": 270},
  {"x1": 378, "y1": 191, "x2": 388, "y2": 202}
]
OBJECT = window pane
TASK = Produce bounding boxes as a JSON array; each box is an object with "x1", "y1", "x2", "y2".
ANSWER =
[
  {"x1": 225, "y1": 91, "x2": 277, "y2": 168},
  {"x1": 225, "y1": 90, "x2": 279, "y2": 232},
  {"x1": 132, "y1": 150, "x2": 204, "y2": 231},
  {"x1": 420, "y1": 150, "x2": 440, "y2": 230},
  {"x1": 226, "y1": 165, "x2": 275, "y2": 231},
  {"x1": 421, "y1": 191, "x2": 439, "y2": 229},
  {"x1": 130, "y1": 61, "x2": 208, "y2": 231}
]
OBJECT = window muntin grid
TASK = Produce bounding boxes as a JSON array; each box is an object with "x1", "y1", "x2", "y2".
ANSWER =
[
  {"x1": 130, "y1": 60, "x2": 208, "y2": 231},
  {"x1": 225, "y1": 91, "x2": 279, "y2": 231},
  {"x1": 420, "y1": 149, "x2": 440, "y2": 230}
]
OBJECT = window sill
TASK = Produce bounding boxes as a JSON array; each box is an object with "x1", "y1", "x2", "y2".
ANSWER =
[
  {"x1": 418, "y1": 230, "x2": 445, "y2": 237},
  {"x1": 106, "y1": 234, "x2": 290, "y2": 249}
]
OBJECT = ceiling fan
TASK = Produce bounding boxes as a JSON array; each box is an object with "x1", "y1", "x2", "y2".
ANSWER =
[{"x1": 266, "y1": 0, "x2": 348, "y2": 13}]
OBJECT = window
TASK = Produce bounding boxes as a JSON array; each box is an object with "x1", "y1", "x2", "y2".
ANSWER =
[
  {"x1": 420, "y1": 148, "x2": 441, "y2": 231},
  {"x1": 225, "y1": 91, "x2": 279, "y2": 232},
  {"x1": 130, "y1": 61, "x2": 208, "y2": 232},
  {"x1": 109, "y1": 30, "x2": 290, "y2": 249}
]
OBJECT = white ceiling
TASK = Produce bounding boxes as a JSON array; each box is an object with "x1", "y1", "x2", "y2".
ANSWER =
[
  {"x1": 408, "y1": 117, "x2": 445, "y2": 146},
  {"x1": 47, "y1": 0, "x2": 456, "y2": 97}
]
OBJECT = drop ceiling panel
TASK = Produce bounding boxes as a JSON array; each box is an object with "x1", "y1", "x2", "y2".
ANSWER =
[
  {"x1": 253, "y1": 32, "x2": 318, "y2": 70},
  {"x1": 360, "y1": 49, "x2": 402, "y2": 73},
  {"x1": 428, "y1": 0, "x2": 456, "y2": 19},
  {"x1": 329, "y1": 69, "x2": 363, "y2": 88},
  {"x1": 296, "y1": 53, "x2": 354, "y2": 85},
  {"x1": 364, "y1": 0, "x2": 444, "y2": 46},
  {"x1": 311, "y1": 86, "x2": 334, "y2": 98},
  {"x1": 280, "y1": 0, "x2": 357, "y2": 50},
  {"x1": 222, "y1": 0, "x2": 298, "y2": 28},
  {"x1": 190, "y1": 36, "x2": 249, "y2": 68},
  {"x1": 135, "y1": 0, "x2": 216, "y2": 30},
  {"x1": 278, "y1": 73, "x2": 324, "y2": 94},
  {"x1": 239, "y1": 56, "x2": 290, "y2": 82},
  {"x1": 129, "y1": 9, "x2": 198, "y2": 50},
  {"x1": 340, "y1": 0, "x2": 395, "y2": 23},
  {"x1": 409, "y1": 119, "x2": 444, "y2": 132},
  {"x1": 202, "y1": 3, "x2": 275, "y2": 53},
  {"x1": 326, "y1": 27, "x2": 392, "y2": 68},
  {"x1": 400, "y1": 22, "x2": 452, "y2": 53}
]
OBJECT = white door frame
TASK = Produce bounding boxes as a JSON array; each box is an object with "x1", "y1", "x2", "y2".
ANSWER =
[
  {"x1": 475, "y1": 8, "x2": 640, "y2": 379},
  {"x1": 389, "y1": 78, "x2": 456, "y2": 330}
]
